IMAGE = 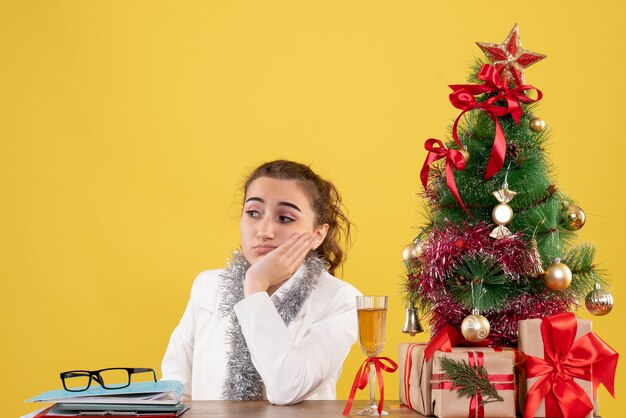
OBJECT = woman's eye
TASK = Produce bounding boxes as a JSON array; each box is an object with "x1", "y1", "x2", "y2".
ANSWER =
[
  {"x1": 279, "y1": 215, "x2": 295, "y2": 223},
  {"x1": 246, "y1": 210, "x2": 260, "y2": 218}
]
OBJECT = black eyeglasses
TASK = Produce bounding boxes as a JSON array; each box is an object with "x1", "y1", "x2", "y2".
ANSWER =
[{"x1": 60, "y1": 367, "x2": 157, "y2": 392}]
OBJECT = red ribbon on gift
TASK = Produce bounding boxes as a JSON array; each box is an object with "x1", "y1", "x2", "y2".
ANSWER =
[
  {"x1": 402, "y1": 344, "x2": 420, "y2": 411},
  {"x1": 449, "y1": 64, "x2": 542, "y2": 180},
  {"x1": 431, "y1": 351, "x2": 514, "y2": 418},
  {"x1": 424, "y1": 324, "x2": 491, "y2": 362},
  {"x1": 420, "y1": 138, "x2": 469, "y2": 215},
  {"x1": 523, "y1": 312, "x2": 619, "y2": 418},
  {"x1": 343, "y1": 356, "x2": 398, "y2": 416},
  {"x1": 469, "y1": 352, "x2": 485, "y2": 418}
]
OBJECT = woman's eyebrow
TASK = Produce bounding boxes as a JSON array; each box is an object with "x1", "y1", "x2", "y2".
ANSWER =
[
  {"x1": 279, "y1": 202, "x2": 302, "y2": 212},
  {"x1": 244, "y1": 197, "x2": 301, "y2": 212}
]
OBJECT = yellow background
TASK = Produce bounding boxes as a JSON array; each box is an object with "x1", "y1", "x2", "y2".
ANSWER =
[{"x1": 2, "y1": 1, "x2": 625, "y2": 416}]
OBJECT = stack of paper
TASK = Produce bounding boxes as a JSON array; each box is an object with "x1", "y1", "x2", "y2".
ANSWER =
[{"x1": 24, "y1": 380, "x2": 188, "y2": 417}]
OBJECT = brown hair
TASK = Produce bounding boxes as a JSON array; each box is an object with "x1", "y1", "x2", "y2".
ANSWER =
[{"x1": 243, "y1": 160, "x2": 352, "y2": 276}]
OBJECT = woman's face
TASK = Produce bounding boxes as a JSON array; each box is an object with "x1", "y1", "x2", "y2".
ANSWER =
[{"x1": 240, "y1": 177, "x2": 328, "y2": 265}]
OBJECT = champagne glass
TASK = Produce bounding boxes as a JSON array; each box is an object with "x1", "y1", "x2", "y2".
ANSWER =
[{"x1": 356, "y1": 295, "x2": 388, "y2": 416}]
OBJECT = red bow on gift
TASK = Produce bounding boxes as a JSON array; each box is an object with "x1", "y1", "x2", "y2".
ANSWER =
[
  {"x1": 449, "y1": 64, "x2": 542, "y2": 180},
  {"x1": 424, "y1": 324, "x2": 491, "y2": 362},
  {"x1": 343, "y1": 356, "x2": 398, "y2": 416},
  {"x1": 420, "y1": 138, "x2": 469, "y2": 215},
  {"x1": 523, "y1": 313, "x2": 619, "y2": 418}
]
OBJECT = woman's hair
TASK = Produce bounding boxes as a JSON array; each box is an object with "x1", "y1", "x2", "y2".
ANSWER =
[{"x1": 243, "y1": 160, "x2": 352, "y2": 276}]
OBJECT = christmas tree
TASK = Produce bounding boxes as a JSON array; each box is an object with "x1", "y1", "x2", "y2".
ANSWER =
[{"x1": 403, "y1": 24, "x2": 614, "y2": 347}]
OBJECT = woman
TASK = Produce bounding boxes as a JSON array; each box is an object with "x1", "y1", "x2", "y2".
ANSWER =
[{"x1": 161, "y1": 160, "x2": 361, "y2": 404}]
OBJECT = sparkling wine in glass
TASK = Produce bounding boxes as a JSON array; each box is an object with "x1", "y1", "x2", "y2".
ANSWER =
[{"x1": 356, "y1": 295, "x2": 388, "y2": 416}]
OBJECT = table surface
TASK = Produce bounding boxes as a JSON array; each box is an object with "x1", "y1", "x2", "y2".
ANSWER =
[{"x1": 184, "y1": 400, "x2": 424, "y2": 417}]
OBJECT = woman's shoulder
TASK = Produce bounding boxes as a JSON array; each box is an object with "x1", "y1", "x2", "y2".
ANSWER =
[
  {"x1": 313, "y1": 271, "x2": 362, "y2": 302},
  {"x1": 188, "y1": 268, "x2": 226, "y2": 307}
]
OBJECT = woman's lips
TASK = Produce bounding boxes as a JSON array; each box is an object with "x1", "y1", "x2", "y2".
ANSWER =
[{"x1": 254, "y1": 245, "x2": 277, "y2": 255}]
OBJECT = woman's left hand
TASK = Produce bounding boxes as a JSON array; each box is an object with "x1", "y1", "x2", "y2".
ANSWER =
[{"x1": 243, "y1": 233, "x2": 314, "y2": 296}]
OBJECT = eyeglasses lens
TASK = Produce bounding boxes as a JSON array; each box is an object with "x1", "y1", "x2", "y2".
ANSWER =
[
  {"x1": 100, "y1": 369, "x2": 131, "y2": 389},
  {"x1": 64, "y1": 372, "x2": 91, "y2": 391}
]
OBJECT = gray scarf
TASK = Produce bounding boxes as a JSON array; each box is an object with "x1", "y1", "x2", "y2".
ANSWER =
[{"x1": 218, "y1": 250, "x2": 325, "y2": 400}]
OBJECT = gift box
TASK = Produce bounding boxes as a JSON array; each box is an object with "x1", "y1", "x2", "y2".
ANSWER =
[
  {"x1": 431, "y1": 349, "x2": 516, "y2": 418},
  {"x1": 399, "y1": 342, "x2": 517, "y2": 417},
  {"x1": 399, "y1": 343, "x2": 433, "y2": 416},
  {"x1": 518, "y1": 313, "x2": 618, "y2": 418}
]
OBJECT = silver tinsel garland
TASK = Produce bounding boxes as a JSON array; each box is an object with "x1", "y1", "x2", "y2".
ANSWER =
[{"x1": 218, "y1": 250, "x2": 325, "y2": 400}]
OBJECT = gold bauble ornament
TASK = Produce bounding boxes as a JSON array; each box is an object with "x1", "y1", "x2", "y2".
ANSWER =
[
  {"x1": 530, "y1": 117, "x2": 546, "y2": 132},
  {"x1": 402, "y1": 240, "x2": 423, "y2": 262},
  {"x1": 585, "y1": 283, "x2": 614, "y2": 316},
  {"x1": 460, "y1": 310, "x2": 490, "y2": 342},
  {"x1": 544, "y1": 259, "x2": 572, "y2": 291},
  {"x1": 563, "y1": 204, "x2": 586, "y2": 231}
]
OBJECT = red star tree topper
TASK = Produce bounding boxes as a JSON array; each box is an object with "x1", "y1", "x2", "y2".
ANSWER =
[{"x1": 476, "y1": 24, "x2": 546, "y2": 87}]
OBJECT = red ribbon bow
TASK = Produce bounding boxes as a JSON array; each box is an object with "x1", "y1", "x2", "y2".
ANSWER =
[
  {"x1": 523, "y1": 313, "x2": 618, "y2": 418},
  {"x1": 420, "y1": 138, "x2": 469, "y2": 215},
  {"x1": 449, "y1": 64, "x2": 542, "y2": 179},
  {"x1": 424, "y1": 324, "x2": 491, "y2": 362},
  {"x1": 343, "y1": 356, "x2": 398, "y2": 416}
]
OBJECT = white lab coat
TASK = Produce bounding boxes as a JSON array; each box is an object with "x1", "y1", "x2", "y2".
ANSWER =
[{"x1": 161, "y1": 266, "x2": 361, "y2": 404}]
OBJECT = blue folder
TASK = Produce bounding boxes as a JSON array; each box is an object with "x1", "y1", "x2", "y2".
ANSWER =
[{"x1": 25, "y1": 380, "x2": 184, "y2": 405}]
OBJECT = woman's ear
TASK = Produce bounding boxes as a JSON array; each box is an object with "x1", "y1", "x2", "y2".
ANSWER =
[{"x1": 312, "y1": 223, "x2": 329, "y2": 250}]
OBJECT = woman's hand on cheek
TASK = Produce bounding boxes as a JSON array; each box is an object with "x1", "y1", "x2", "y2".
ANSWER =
[{"x1": 244, "y1": 233, "x2": 314, "y2": 297}]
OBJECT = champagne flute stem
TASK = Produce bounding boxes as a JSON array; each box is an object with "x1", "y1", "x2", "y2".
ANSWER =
[{"x1": 368, "y1": 363, "x2": 377, "y2": 408}]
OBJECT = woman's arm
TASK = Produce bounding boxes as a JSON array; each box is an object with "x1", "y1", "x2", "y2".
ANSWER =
[
  {"x1": 233, "y1": 282, "x2": 359, "y2": 405},
  {"x1": 161, "y1": 277, "x2": 202, "y2": 400}
]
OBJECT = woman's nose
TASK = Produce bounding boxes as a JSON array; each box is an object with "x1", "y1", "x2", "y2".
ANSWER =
[{"x1": 256, "y1": 217, "x2": 275, "y2": 239}]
